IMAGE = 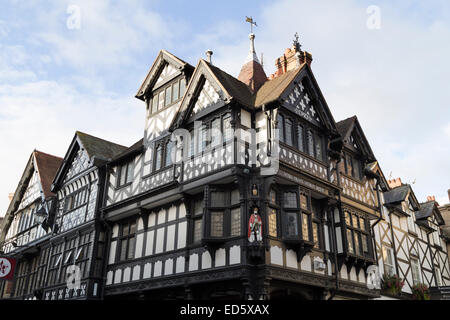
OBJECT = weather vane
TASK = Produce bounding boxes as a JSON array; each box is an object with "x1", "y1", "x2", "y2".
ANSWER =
[{"x1": 245, "y1": 16, "x2": 257, "y2": 33}]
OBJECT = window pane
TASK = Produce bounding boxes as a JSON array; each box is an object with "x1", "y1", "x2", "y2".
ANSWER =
[
  {"x1": 284, "y1": 192, "x2": 298, "y2": 208},
  {"x1": 127, "y1": 237, "x2": 136, "y2": 260},
  {"x1": 119, "y1": 165, "x2": 127, "y2": 186},
  {"x1": 312, "y1": 222, "x2": 319, "y2": 248},
  {"x1": 347, "y1": 229, "x2": 354, "y2": 253},
  {"x1": 179, "y1": 79, "x2": 186, "y2": 97},
  {"x1": 158, "y1": 91, "x2": 165, "y2": 110},
  {"x1": 211, "y1": 211, "x2": 224, "y2": 237},
  {"x1": 231, "y1": 189, "x2": 240, "y2": 205},
  {"x1": 200, "y1": 125, "x2": 207, "y2": 151},
  {"x1": 352, "y1": 214, "x2": 359, "y2": 229},
  {"x1": 270, "y1": 189, "x2": 277, "y2": 204},
  {"x1": 354, "y1": 233, "x2": 361, "y2": 255},
  {"x1": 315, "y1": 135, "x2": 323, "y2": 161},
  {"x1": 165, "y1": 86, "x2": 172, "y2": 106},
  {"x1": 189, "y1": 131, "x2": 194, "y2": 156},
  {"x1": 285, "y1": 118, "x2": 293, "y2": 146},
  {"x1": 278, "y1": 114, "x2": 284, "y2": 143},
  {"x1": 223, "y1": 114, "x2": 233, "y2": 142},
  {"x1": 302, "y1": 213, "x2": 310, "y2": 241},
  {"x1": 172, "y1": 81, "x2": 179, "y2": 102},
  {"x1": 353, "y1": 157, "x2": 360, "y2": 179},
  {"x1": 300, "y1": 193, "x2": 309, "y2": 210},
  {"x1": 193, "y1": 218, "x2": 202, "y2": 243},
  {"x1": 152, "y1": 96, "x2": 158, "y2": 114},
  {"x1": 129, "y1": 222, "x2": 136, "y2": 234},
  {"x1": 230, "y1": 208, "x2": 241, "y2": 236},
  {"x1": 345, "y1": 211, "x2": 352, "y2": 226},
  {"x1": 286, "y1": 212, "x2": 298, "y2": 237},
  {"x1": 346, "y1": 154, "x2": 353, "y2": 176},
  {"x1": 165, "y1": 141, "x2": 173, "y2": 166},
  {"x1": 361, "y1": 234, "x2": 368, "y2": 254},
  {"x1": 122, "y1": 224, "x2": 129, "y2": 236},
  {"x1": 155, "y1": 145, "x2": 162, "y2": 171},
  {"x1": 211, "y1": 118, "x2": 221, "y2": 147},
  {"x1": 268, "y1": 208, "x2": 277, "y2": 237},
  {"x1": 194, "y1": 199, "x2": 204, "y2": 216},
  {"x1": 297, "y1": 125, "x2": 304, "y2": 152},
  {"x1": 126, "y1": 161, "x2": 134, "y2": 184},
  {"x1": 120, "y1": 240, "x2": 127, "y2": 261},
  {"x1": 211, "y1": 192, "x2": 226, "y2": 207},
  {"x1": 359, "y1": 217, "x2": 366, "y2": 231},
  {"x1": 307, "y1": 130, "x2": 314, "y2": 157}
]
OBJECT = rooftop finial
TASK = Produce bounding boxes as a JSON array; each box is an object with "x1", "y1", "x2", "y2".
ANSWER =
[
  {"x1": 205, "y1": 49, "x2": 213, "y2": 64},
  {"x1": 293, "y1": 32, "x2": 302, "y2": 52},
  {"x1": 244, "y1": 17, "x2": 259, "y2": 63}
]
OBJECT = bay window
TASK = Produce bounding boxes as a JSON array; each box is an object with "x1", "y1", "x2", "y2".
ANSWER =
[
  {"x1": 344, "y1": 209, "x2": 370, "y2": 257},
  {"x1": 205, "y1": 187, "x2": 241, "y2": 239},
  {"x1": 267, "y1": 189, "x2": 279, "y2": 238},
  {"x1": 192, "y1": 197, "x2": 204, "y2": 244}
]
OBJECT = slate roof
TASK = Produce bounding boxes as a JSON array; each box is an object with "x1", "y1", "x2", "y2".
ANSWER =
[
  {"x1": 416, "y1": 201, "x2": 435, "y2": 220},
  {"x1": 254, "y1": 64, "x2": 306, "y2": 108},
  {"x1": 34, "y1": 151, "x2": 63, "y2": 198},
  {"x1": 336, "y1": 116, "x2": 357, "y2": 140},
  {"x1": 110, "y1": 138, "x2": 144, "y2": 164},
  {"x1": 206, "y1": 61, "x2": 254, "y2": 108},
  {"x1": 76, "y1": 131, "x2": 127, "y2": 161},
  {"x1": 383, "y1": 185, "x2": 410, "y2": 205}
]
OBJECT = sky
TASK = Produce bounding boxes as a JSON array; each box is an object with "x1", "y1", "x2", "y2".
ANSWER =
[{"x1": 1, "y1": 0, "x2": 449, "y2": 216}]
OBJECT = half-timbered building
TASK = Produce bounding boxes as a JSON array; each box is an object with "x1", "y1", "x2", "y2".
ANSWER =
[
  {"x1": 373, "y1": 178, "x2": 450, "y2": 299},
  {"x1": 0, "y1": 150, "x2": 62, "y2": 299},
  {"x1": 100, "y1": 33, "x2": 389, "y2": 300}
]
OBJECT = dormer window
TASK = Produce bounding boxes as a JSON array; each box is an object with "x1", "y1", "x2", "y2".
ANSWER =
[
  {"x1": 149, "y1": 78, "x2": 186, "y2": 116},
  {"x1": 117, "y1": 160, "x2": 134, "y2": 187},
  {"x1": 343, "y1": 152, "x2": 362, "y2": 180}
]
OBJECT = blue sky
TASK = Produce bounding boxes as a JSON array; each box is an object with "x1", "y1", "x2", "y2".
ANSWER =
[{"x1": 1, "y1": 0, "x2": 450, "y2": 215}]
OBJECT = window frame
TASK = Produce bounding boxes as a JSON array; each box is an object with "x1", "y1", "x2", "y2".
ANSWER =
[
  {"x1": 148, "y1": 77, "x2": 186, "y2": 116},
  {"x1": 116, "y1": 219, "x2": 137, "y2": 263},
  {"x1": 117, "y1": 160, "x2": 135, "y2": 188},
  {"x1": 343, "y1": 209, "x2": 371, "y2": 258}
]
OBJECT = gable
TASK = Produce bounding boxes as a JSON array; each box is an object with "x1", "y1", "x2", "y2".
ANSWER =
[
  {"x1": 338, "y1": 117, "x2": 376, "y2": 161},
  {"x1": 191, "y1": 78, "x2": 223, "y2": 117},
  {"x1": 136, "y1": 50, "x2": 193, "y2": 101},
  {"x1": 154, "y1": 63, "x2": 179, "y2": 89},
  {"x1": 18, "y1": 169, "x2": 43, "y2": 211},
  {"x1": 282, "y1": 78, "x2": 322, "y2": 127},
  {"x1": 278, "y1": 66, "x2": 338, "y2": 135},
  {"x1": 170, "y1": 60, "x2": 230, "y2": 130},
  {"x1": 63, "y1": 145, "x2": 92, "y2": 184}
]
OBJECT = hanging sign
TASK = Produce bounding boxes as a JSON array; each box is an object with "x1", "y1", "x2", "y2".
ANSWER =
[{"x1": 0, "y1": 257, "x2": 16, "y2": 280}]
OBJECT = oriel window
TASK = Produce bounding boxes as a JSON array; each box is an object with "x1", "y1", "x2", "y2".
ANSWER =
[
  {"x1": 118, "y1": 220, "x2": 137, "y2": 262},
  {"x1": 207, "y1": 187, "x2": 241, "y2": 238}
]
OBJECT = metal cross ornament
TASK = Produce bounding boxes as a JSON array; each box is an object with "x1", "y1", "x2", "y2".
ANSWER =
[
  {"x1": 293, "y1": 32, "x2": 302, "y2": 51},
  {"x1": 245, "y1": 16, "x2": 257, "y2": 33}
]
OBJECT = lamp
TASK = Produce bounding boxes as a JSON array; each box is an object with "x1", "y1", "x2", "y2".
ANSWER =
[
  {"x1": 251, "y1": 184, "x2": 258, "y2": 197},
  {"x1": 34, "y1": 204, "x2": 48, "y2": 225}
]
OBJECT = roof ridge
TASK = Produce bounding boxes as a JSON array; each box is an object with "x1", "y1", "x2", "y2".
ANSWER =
[
  {"x1": 76, "y1": 130, "x2": 127, "y2": 149},
  {"x1": 33, "y1": 150, "x2": 63, "y2": 160}
]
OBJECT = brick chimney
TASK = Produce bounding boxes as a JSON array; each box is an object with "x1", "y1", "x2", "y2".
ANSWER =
[
  {"x1": 269, "y1": 46, "x2": 313, "y2": 80},
  {"x1": 387, "y1": 177, "x2": 402, "y2": 189},
  {"x1": 8, "y1": 193, "x2": 14, "y2": 203},
  {"x1": 448, "y1": 189, "x2": 450, "y2": 201},
  {"x1": 427, "y1": 195, "x2": 436, "y2": 202}
]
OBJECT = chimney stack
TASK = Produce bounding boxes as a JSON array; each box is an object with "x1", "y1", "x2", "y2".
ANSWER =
[
  {"x1": 387, "y1": 177, "x2": 402, "y2": 189},
  {"x1": 448, "y1": 189, "x2": 450, "y2": 202},
  {"x1": 427, "y1": 195, "x2": 436, "y2": 202},
  {"x1": 8, "y1": 193, "x2": 14, "y2": 203}
]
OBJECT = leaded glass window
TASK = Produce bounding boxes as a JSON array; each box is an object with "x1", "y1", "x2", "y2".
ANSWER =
[
  {"x1": 152, "y1": 96, "x2": 158, "y2": 114},
  {"x1": 285, "y1": 118, "x2": 293, "y2": 146},
  {"x1": 223, "y1": 114, "x2": 233, "y2": 142},
  {"x1": 286, "y1": 212, "x2": 299, "y2": 237},
  {"x1": 307, "y1": 130, "x2": 314, "y2": 157},
  {"x1": 284, "y1": 192, "x2": 298, "y2": 208},
  {"x1": 158, "y1": 91, "x2": 165, "y2": 110},
  {"x1": 230, "y1": 208, "x2": 241, "y2": 236},
  {"x1": 302, "y1": 213, "x2": 310, "y2": 241},
  {"x1": 165, "y1": 86, "x2": 172, "y2": 106},
  {"x1": 211, "y1": 211, "x2": 224, "y2": 237},
  {"x1": 211, "y1": 191, "x2": 226, "y2": 207},
  {"x1": 268, "y1": 208, "x2": 278, "y2": 237},
  {"x1": 172, "y1": 81, "x2": 179, "y2": 102},
  {"x1": 165, "y1": 141, "x2": 173, "y2": 166},
  {"x1": 297, "y1": 124, "x2": 304, "y2": 152},
  {"x1": 154, "y1": 145, "x2": 162, "y2": 171}
]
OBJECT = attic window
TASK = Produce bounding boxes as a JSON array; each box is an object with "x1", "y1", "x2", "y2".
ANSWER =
[{"x1": 149, "y1": 78, "x2": 186, "y2": 116}]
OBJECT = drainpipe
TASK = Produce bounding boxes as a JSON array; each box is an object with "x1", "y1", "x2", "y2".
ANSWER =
[{"x1": 328, "y1": 157, "x2": 342, "y2": 300}]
